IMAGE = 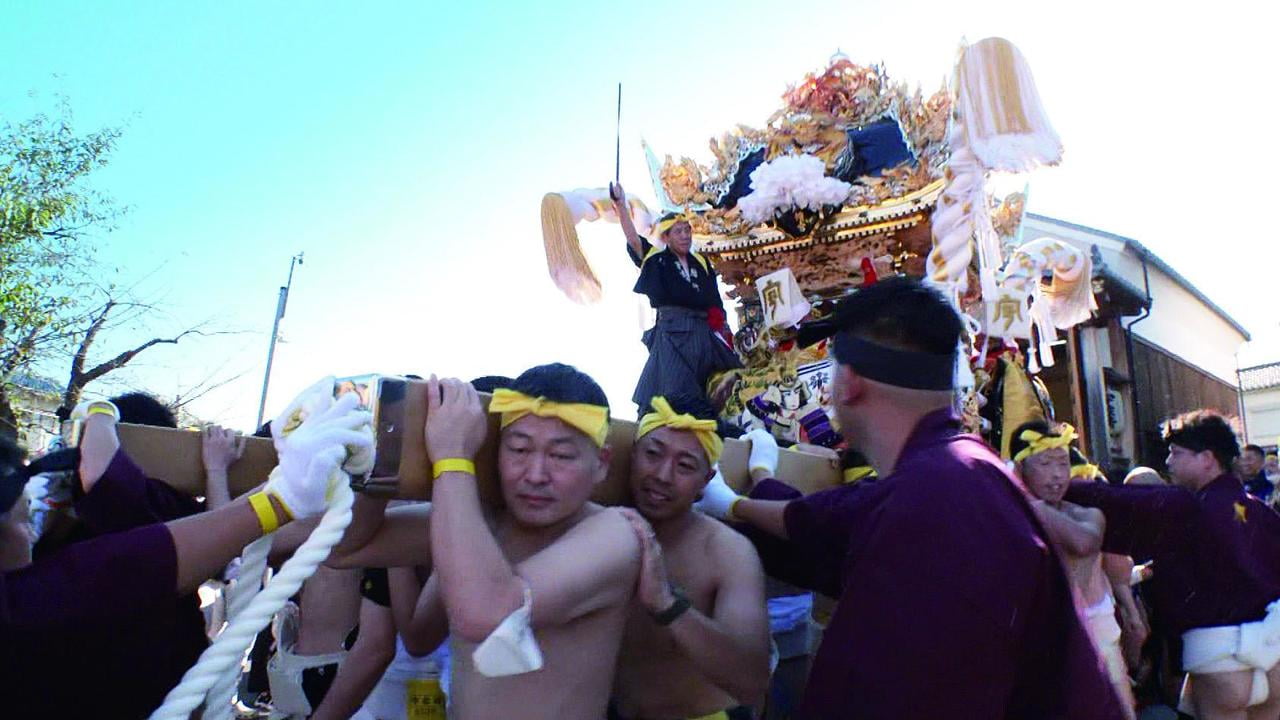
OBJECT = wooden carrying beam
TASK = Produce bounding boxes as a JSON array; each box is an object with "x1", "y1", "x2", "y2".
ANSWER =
[{"x1": 115, "y1": 377, "x2": 843, "y2": 502}]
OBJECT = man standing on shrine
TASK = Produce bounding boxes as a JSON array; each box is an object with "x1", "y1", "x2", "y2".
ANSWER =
[{"x1": 610, "y1": 183, "x2": 740, "y2": 414}]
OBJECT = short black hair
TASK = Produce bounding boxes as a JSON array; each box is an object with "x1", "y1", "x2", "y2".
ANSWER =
[
  {"x1": 1069, "y1": 446, "x2": 1090, "y2": 468},
  {"x1": 1008, "y1": 419, "x2": 1054, "y2": 461},
  {"x1": 470, "y1": 375, "x2": 515, "y2": 394},
  {"x1": 510, "y1": 363, "x2": 609, "y2": 418},
  {"x1": 1243, "y1": 444, "x2": 1265, "y2": 459},
  {"x1": 831, "y1": 276, "x2": 962, "y2": 355},
  {"x1": 647, "y1": 392, "x2": 716, "y2": 422},
  {"x1": 1161, "y1": 410, "x2": 1240, "y2": 472},
  {"x1": 841, "y1": 448, "x2": 872, "y2": 470},
  {"x1": 109, "y1": 392, "x2": 178, "y2": 428}
]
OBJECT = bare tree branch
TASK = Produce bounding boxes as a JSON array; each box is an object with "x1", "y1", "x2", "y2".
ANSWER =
[{"x1": 171, "y1": 367, "x2": 252, "y2": 411}]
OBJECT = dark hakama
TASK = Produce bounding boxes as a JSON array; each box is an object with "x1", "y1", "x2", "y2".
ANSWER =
[
  {"x1": 737, "y1": 409, "x2": 1126, "y2": 719},
  {"x1": 629, "y1": 237, "x2": 740, "y2": 411}
]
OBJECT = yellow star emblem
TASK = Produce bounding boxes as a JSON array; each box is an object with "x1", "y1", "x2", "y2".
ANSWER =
[{"x1": 1234, "y1": 502, "x2": 1249, "y2": 524}]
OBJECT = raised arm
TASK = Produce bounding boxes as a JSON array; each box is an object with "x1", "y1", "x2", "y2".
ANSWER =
[
  {"x1": 200, "y1": 424, "x2": 244, "y2": 510},
  {"x1": 326, "y1": 500, "x2": 431, "y2": 569},
  {"x1": 623, "y1": 510, "x2": 770, "y2": 705},
  {"x1": 75, "y1": 412, "x2": 204, "y2": 533},
  {"x1": 2, "y1": 491, "x2": 291, "y2": 634},
  {"x1": 1064, "y1": 480, "x2": 1198, "y2": 559},
  {"x1": 1030, "y1": 500, "x2": 1104, "y2": 557},
  {"x1": 77, "y1": 402, "x2": 121, "y2": 493},
  {"x1": 611, "y1": 182, "x2": 644, "y2": 260},
  {"x1": 425, "y1": 377, "x2": 640, "y2": 642},
  {"x1": 731, "y1": 497, "x2": 791, "y2": 540}
]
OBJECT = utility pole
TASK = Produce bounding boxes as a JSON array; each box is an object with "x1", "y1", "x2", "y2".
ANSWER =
[{"x1": 255, "y1": 252, "x2": 304, "y2": 429}]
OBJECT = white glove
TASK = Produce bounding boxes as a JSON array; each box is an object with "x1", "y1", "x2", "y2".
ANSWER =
[
  {"x1": 269, "y1": 391, "x2": 374, "y2": 519},
  {"x1": 694, "y1": 468, "x2": 744, "y2": 521},
  {"x1": 273, "y1": 377, "x2": 375, "y2": 476},
  {"x1": 272, "y1": 376, "x2": 340, "y2": 442}
]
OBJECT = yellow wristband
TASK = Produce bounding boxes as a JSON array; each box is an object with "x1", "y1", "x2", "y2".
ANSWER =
[
  {"x1": 87, "y1": 405, "x2": 118, "y2": 419},
  {"x1": 727, "y1": 497, "x2": 744, "y2": 522},
  {"x1": 248, "y1": 491, "x2": 281, "y2": 534},
  {"x1": 432, "y1": 458, "x2": 476, "y2": 479}
]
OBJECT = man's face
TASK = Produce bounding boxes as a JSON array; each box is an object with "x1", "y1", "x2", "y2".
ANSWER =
[
  {"x1": 1020, "y1": 448, "x2": 1071, "y2": 503},
  {"x1": 629, "y1": 427, "x2": 712, "y2": 522},
  {"x1": 664, "y1": 222, "x2": 693, "y2": 256},
  {"x1": 497, "y1": 415, "x2": 609, "y2": 528},
  {"x1": 1239, "y1": 449, "x2": 1265, "y2": 478},
  {"x1": 1166, "y1": 443, "x2": 1218, "y2": 489}
]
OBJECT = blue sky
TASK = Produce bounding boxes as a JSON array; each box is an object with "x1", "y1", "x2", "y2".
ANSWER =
[{"x1": 2, "y1": 1, "x2": 1275, "y2": 428}]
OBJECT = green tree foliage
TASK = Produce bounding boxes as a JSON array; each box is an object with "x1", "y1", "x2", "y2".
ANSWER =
[{"x1": 0, "y1": 101, "x2": 122, "y2": 437}]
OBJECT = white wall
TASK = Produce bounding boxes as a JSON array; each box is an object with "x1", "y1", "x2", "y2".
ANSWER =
[
  {"x1": 1023, "y1": 217, "x2": 1247, "y2": 384},
  {"x1": 1244, "y1": 386, "x2": 1280, "y2": 446}
]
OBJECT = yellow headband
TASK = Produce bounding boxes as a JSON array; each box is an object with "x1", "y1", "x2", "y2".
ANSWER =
[
  {"x1": 489, "y1": 388, "x2": 610, "y2": 448},
  {"x1": 636, "y1": 396, "x2": 723, "y2": 465},
  {"x1": 1071, "y1": 462, "x2": 1100, "y2": 480},
  {"x1": 843, "y1": 465, "x2": 876, "y2": 484},
  {"x1": 653, "y1": 210, "x2": 697, "y2": 238},
  {"x1": 1013, "y1": 424, "x2": 1077, "y2": 463}
]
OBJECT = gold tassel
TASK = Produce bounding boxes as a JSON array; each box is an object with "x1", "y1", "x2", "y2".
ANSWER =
[
  {"x1": 956, "y1": 37, "x2": 1063, "y2": 172},
  {"x1": 541, "y1": 193, "x2": 602, "y2": 304},
  {"x1": 1000, "y1": 356, "x2": 1047, "y2": 459}
]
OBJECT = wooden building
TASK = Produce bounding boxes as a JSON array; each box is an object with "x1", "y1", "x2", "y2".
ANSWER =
[{"x1": 1022, "y1": 214, "x2": 1249, "y2": 476}]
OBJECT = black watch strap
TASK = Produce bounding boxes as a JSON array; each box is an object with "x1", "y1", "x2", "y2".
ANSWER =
[{"x1": 650, "y1": 585, "x2": 691, "y2": 626}]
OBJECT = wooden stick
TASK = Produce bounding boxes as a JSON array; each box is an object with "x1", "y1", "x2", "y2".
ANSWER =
[{"x1": 115, "y1": 379, "x2": 842, "y2": 501}]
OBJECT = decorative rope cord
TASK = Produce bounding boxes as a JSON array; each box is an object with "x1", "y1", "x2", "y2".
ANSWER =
[
  {"x1": 926, "y1": 114, "x2": 981, "y2": 295},
  {"x1": 148, "y1": 477, "x2": 355, "y2": 720}
]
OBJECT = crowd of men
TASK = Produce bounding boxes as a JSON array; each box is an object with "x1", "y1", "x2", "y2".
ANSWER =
[{"x1": 4, "y1": 276, "x2": 1280, "y2": 720}]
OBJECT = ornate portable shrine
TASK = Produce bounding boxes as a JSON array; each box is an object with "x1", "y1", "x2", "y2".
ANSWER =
[{"x1": 543, "y1": 38, "x2": 1086, "y2": 452}]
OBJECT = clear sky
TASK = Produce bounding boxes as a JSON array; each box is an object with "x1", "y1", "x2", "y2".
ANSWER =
[{"x1": 2, "y1": 1, "x2": 1276, "y2": 428}]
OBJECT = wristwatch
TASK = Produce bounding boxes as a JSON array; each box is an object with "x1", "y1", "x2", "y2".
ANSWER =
[{"x1": 650, "y1": 584, "x2": 691, "y2": 626}]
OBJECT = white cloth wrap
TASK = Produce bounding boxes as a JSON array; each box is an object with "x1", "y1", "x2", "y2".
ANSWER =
[
  {"x1": 472, "y1": 582, "x2": 544, "y2": 677},
  {"x1": 266, "y1": 602, "x2": 348, "y2": 717},
  {"x1": 1179, "y1": 600, "x2": 1280, "y2": 714}
]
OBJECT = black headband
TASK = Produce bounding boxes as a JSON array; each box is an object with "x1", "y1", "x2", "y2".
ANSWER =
[
  {"x1": 0, "y1": 467, "x2": 27, "y2": 516},
  {"x1": 831, "y1": 332, "x2": 955, "y2": 391},
  {"x1": 0, "y1": 448, "x2": 79, "y2": 516}
]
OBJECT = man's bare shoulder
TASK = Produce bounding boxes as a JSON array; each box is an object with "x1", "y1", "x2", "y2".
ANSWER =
[
  {"x1": 695, "y1": 513, "x2": 763, "y2": 572},
  {"x1": 560, "y1": 504, "x2": 643, "y2": 554}
]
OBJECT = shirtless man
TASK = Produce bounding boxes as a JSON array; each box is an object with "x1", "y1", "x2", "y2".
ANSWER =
[
  {"x1": 613, "y1": 395, "x2": 769, "y2": 720},
  {"x1": 330, "y1": 363, "x2": 641, "y2": 720},
  {"x1": 1010, "y1": 421, "x2": 1136, "y2": 718}
]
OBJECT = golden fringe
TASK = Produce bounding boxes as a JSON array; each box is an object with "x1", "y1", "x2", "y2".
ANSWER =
[
  {"x1": 1000, "y1": 356, "x2": 1047, "y2": 459},
  {"x1": 541, "y1": 193, "x2": 602, "y2": 304}
]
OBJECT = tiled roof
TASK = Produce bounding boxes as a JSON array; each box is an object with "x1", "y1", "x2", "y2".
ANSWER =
[
  {"x1": 9, "y1": 373, "x2": 60, "y2": 394},
  {"x1": 1240, "y1": 362, "x2": 1280, "y2": 391}
]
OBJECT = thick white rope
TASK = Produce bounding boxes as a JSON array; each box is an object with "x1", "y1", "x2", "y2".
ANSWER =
[{"x1": 149, "y1": 480, "x2": 354, "y2": 720}]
